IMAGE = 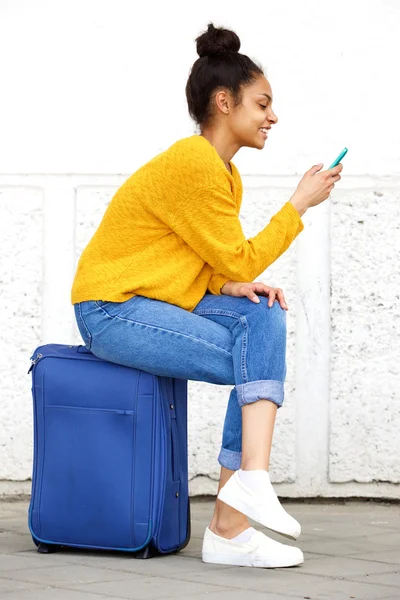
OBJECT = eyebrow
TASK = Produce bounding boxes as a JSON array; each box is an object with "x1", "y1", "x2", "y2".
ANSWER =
[{"x1": 259, "y1": 93, "x2": 273, "y2": 102}]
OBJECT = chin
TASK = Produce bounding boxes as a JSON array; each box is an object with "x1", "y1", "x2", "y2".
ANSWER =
[
  {"x1": 243, "y1": 138, "x2": 265, "y2": 150},
  {"x1": 253, "y1": 139, "x2": 266, "y2": 150}
]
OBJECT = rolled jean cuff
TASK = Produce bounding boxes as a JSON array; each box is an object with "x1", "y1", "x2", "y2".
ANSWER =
[
  {"x1": 218, "y1": 447, "x2": 242, "y2": 471},
  {"x1": 236, "y1": 380, "x2": 284, "y2": 408}
]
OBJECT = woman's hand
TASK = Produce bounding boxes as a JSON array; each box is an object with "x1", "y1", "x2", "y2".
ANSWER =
[
  {"x1": 290, "y1": 163, "x2": 343, "y2": 216},
  {"x1": 221, "y1": 280, "x2": 288, "y2": 310}
]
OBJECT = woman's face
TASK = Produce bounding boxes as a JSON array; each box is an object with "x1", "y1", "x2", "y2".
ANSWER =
[{"x1": 217, "y1": 75, "x2": 278, "y2": 150}]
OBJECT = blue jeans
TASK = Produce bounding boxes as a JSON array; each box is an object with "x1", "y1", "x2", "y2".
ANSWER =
[{"x1": 74, "y1": 293, "x2": 287, "y2": 471}]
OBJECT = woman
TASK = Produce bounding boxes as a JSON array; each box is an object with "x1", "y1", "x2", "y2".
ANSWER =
[{"x1": 71, "y1": 23, "x2": 343, "y2": 568}]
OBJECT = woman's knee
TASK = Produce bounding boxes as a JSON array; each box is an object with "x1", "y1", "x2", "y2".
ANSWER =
[{"x1": 246, "y1": 296, "x2": 287, "y2": 333}]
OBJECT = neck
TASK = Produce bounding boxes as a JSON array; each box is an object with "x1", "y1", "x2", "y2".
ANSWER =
[{"x1": 200, "y1": 127, "x2": 240, "y2": 173}]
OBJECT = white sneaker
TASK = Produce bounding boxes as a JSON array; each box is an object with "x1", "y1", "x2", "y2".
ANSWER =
[
  {"x1": 217, "y1": 471, "x2": 301, "y2": 540},
  {"x1": 202, "y1": 526, "x2": 304, "y2": 568}
]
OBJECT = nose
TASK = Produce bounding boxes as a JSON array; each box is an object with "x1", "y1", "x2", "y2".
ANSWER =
[{"x1": 269, "y1": 109, "x2": 278, "y2": 125}]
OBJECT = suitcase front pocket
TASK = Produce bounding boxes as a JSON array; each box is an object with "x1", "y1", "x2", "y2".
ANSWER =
[{"x1": 32, "y1": 405, "x2": 138, "y2": 549}]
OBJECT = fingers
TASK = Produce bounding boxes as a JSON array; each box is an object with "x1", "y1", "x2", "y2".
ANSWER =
[
  {"x1": 249, "y1": 283, "x2": 288, "y2": 310},
  {"x1": 250, "y1": 293, "x2": 261, "y2": 304},
  {"x1": 324, "y1": 165, "x2": 342, "y2": 195},
  {"x1": 327, "y1": 173, "x2": 341, "y2": 195},
  {"x1": 309, "y1": 163, "x2": 324, "y2": 176},
  {"x1": 247, "y1": 284, "x2": 261, "y2": 303},
  {"x1": 326, "y1": 163, "x2": 343, "y2": 175},
  {"x1": 277, "y1": 288, "x2": 289, "y2": 310},
  {"x1": 270, "y1": 287, "x2": 288, "y2": 310},
  {"x1": 265, "y1": 287, "x2": 287, "y2": 310}
]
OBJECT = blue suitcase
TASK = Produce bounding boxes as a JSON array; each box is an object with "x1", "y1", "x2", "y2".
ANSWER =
[{"x1": 28, "y1": 343, "x2": 190, "y2": 557}]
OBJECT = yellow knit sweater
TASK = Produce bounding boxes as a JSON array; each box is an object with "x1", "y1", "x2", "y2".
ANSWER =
[{"x1": 71, "y1": 135, "x2": 304, "y2": 312}]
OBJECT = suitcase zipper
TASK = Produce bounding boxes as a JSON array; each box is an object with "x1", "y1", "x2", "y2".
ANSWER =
[
  {"x1": 170, "y1": 412, "x2": 179, "y2": 484},
  {"x1": 28, "y1": 353, "x2": 43, "y2": 374},
  {"x1": 27, "y1": 345, "x2": 100, "y2": 376},
  {"x1": 46, "y1": 405, "x2": 134, "y2": 415}
]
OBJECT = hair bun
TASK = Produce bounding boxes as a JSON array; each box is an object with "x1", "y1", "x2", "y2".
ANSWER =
[{"x1": 196, "y1": 23, "x2": 241, "y2": 58}]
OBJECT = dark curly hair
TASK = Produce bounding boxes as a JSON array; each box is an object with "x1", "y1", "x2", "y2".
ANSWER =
[{"x1": 185, "y1": 23, "x2": 265, "y2": 128}]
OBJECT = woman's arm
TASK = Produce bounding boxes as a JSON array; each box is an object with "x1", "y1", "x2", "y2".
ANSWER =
[{"x1": 171, "y1": 185, "x2": 304, "y2": 282}]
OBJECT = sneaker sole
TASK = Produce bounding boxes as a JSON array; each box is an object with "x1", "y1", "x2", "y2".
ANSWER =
[
  {"x1": 202, "y1": 551, "x2": 304, "y2": 568},
  {"x1": 217, "y1": 487, "x2": 301, "y2": 540}
]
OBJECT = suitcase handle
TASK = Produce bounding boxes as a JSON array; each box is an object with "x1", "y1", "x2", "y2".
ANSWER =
[{"x1": 77, "y1": 345, "x2": 92, "y2": 354}]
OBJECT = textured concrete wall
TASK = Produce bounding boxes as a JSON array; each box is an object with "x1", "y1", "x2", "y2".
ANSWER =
[
  {"x1": 0, "y1": 189, "x2": 43, "y2": 480},
  {"x1": 330, "y1": 190, "x2": 400, "y2": 485},
  {"x1": 1, "y1": 0, "x2": 399, "y2": 498}
]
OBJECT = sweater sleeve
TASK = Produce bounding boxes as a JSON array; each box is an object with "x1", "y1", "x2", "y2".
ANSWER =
[
  {"x1": 171, "y1": 185, "x2": 304, "y2": 282},
  {"x1": 207, "y1": 272, "x2": 231, "y2": 295}
]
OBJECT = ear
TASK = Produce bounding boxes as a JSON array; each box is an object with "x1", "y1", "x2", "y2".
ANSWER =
[{"x1": 215, "y1": 90, "x2": 230, "y2": 115}]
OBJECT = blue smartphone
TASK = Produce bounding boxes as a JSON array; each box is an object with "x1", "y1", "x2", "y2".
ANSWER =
[{"x1": 328, "y1": 147, "x2": 348, "y2": 169}]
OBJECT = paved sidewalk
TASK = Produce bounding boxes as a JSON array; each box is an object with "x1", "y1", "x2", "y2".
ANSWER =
[{"x1": 0, "y1": 498, "x2": 399, "y2": 599}]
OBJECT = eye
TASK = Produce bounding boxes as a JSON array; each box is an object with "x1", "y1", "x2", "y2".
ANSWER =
[{"x1": 259, "y1": 104, "x2": 267, "y2": 109}]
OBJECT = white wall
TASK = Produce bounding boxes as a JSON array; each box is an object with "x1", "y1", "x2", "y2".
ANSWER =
[{"x1": 1, "y1": 0, "x2": 399, "y2": 498}]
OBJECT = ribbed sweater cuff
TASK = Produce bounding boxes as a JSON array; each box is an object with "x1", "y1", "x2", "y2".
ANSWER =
[
  {"x1": 280, "y1": 201, "x2": 305, "y2": 234},
  {"x1": 207, "y1": 273, "x2": 231, "y2": 295}
]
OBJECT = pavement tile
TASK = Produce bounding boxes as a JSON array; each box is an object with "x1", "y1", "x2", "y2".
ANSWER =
[
  {"x1": 301, "y1": 521, "x2": 396, "y2": 538},
  {"x1": 0, "y1": 564, "x2": 149, "y2": 586},
  {"x1": 176, "y1": 591, "x2": 295, "y2": 600},
  {"x1": 0, "y1": 519, "x2": 30, "y2": 536},
  {"x1": 176, "y1": 566, "x2": 397, "y2": 598},
  {"x1": 290, "y1": 555, "x2": 400, "y2": 577},
  {"x1": 58, "y1": 547, "x2": 234, "y2": 576},
  {"x1": 348, "y1": 570, "x2": 400, "y2": 587},
  {"x1": 187, "y1": 520, "x2": 208, "y2": 538},
  {"x1": 0, "y1": 589, "x2": 116, "y2": 599},
  {"x1": 64, "y1": 573, "x2": 239, "y2": 599},
  {"x1": 350, "y1": 550, "x2": 400, "y2": 565},
  {"x1": 1, "y1": 499, "x2": 400, "y2": 600},
  {"x1": 299, "y1": 531, "x2": 400, "y2": 556},
  {"x1": 295, "y1": 511, "x2": 399, "y2": 530},
  {"x1": 0, "y1": 552, "x2": 69, "y2": 571},
  {"x1": 302, "y1": 552, "x2": 332, "y2": 561},
  {"x1": 0, "y1": 503, "x2": 28, "y2": 520},
  {"x1": 0, "y1": 533, "x2": 33, "y2": 554},
  {"x1": 290, "y1": 501, "x2": 397, "y2": 515},
  {"x1": 175, "y1": 566, "x2": 317, "y2": 591},
  {"x1": 179, "y1": 536, "x2": 203, "y2": 557},
  {"x1": 0, "y1": 578, "x2": 47, "y2": 594},
  {"x1": 362, "y1": 530, "x2": 400, "y2": 546}
]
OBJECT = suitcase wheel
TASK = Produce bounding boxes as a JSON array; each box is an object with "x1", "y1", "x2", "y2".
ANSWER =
[
  {"x1": 134, "y1": 545, "x2": 158, "y2": 559},
  {"x1": 37, "y1": 542, "x2": 59, "y2": 554}
]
